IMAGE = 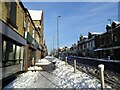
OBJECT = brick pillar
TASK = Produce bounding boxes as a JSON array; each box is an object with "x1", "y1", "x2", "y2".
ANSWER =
[{"x1": 25, "y1": 44, "x2": 29, "y2": 71}]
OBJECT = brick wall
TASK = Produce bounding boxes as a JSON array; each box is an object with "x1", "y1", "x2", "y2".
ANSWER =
[
  {"x1": 1, "y1": 2, "x2": 25, "y2": 37},
  {"x1": 16, "y1": 2, "x2": 25, "y2": 37}
]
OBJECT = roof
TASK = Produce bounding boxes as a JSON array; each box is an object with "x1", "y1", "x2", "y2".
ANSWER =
[
  {"x1": 28, "y1": 10, "x2": 43, "y2": 20},
  {"x1": 83, "y1": 36, "x2": 88, "y2": 38},
  {"x1": 106, "y1": 24, "x2": 111, "y2": 27},
  {"x1": 112, "y1": 21, "x2": 120, "y2": 25},
  {"x1": 59, "y1": 47, "x2": 64, "y2": 49}
]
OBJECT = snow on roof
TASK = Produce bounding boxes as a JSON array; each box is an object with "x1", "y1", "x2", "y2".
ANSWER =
[
  {"x1": 59, "y1": 47, "x2": 64, "y2": 49},
  {"x1": 83, "y1": 36, "x2": 88, "y2": 38},
  {"x1": 106, "y1": 24, "x2": 111, "y2": 27},
  {"x1": 28, "y1": 10, "x2": 43, "y2": 20},
  {"x1": 112, "y1": 21, "x2": 120, "y2": 25},
  {"x1": 36, "y1": 26, "x2": 41, "y2": 28},
  {"x1": 67, "y1": 47, "x2": 71, "y2": 49},
  {"x1": 90, "y1": 32, "x2": 102, "y2": 35}
]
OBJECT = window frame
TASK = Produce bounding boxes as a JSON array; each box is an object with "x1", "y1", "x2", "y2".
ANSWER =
[
  {"x1": 7, "y1": 2, "x2": 18, "y2": 29},
  {"x1": 2, "y1": 40, "x2": 23, "y2": 67}
]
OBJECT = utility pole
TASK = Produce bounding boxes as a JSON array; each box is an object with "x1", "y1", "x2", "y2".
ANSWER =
[
  {"x1": 57, "y1": 16, "x2": 61, "y2": 57},
  {"x1": 53, "y1": 35, "x2": 55, "y2": 50}
]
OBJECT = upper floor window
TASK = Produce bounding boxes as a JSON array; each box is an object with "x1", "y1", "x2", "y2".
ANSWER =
[
  {"x1": 27, "y1": 19, "x2": 30, "y2": 32},
  {"x1": 32, "y1": 29, "x2": 35, "y2": 38},
  {"x1": 2, "y1": 41, "x2": 7, "y2": 61},
  {"x1": 114, "y1": 36, "x2": 117, "y2": 43},
  {"x1": 7, "y1": 2, "x2": 17, "y2": 26},
  {"x1": 86, "y1": 42, "x2": 88, "y2": 48},
  {"x1": 92, "y1": 40, "x2": 95, "y2": 47}
]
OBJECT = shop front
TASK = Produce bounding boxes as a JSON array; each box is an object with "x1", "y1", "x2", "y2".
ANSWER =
[{"x1": 1, "y1": 21, "x2": 26, "y2": 79}]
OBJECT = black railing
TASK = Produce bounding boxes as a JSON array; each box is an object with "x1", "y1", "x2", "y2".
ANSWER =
[{"x1": 61, "y1": 56, "x2": 120, "y2": 74}]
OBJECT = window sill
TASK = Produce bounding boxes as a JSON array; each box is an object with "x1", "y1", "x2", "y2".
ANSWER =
[{"x1": 2, "y1": 59, "x2": 22, "y2": 67}]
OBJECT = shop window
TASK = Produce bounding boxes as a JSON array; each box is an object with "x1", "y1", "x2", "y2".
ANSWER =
[
  {"x1": 20, "y1": 47, "x2": 24, "y2": 59},
  {"x1": 2, "y1": 41, "x2": 7, "y2": 61},
  {"x1": 15, "y1": 46, "x2": 21, "y2": 60},
  {"x1": 2, "y1": 40, "x2": 25, "y2": 67},
  {"x1": 7, "y1": 42, "x2": 15, "y2": 60}
]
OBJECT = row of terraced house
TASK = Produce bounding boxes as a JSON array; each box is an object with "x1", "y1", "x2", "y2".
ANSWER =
[
  {"x1": 0, "y1": 0, "x2": 48, "y2": 81},
  {"x1": 59, "y1": 21, "x2": 120, "y2": 60}
]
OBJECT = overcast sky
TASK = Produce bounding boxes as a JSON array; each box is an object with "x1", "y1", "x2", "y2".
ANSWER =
[{"x1": 22, "y1": 2, "x2": 118, "y2": 52}]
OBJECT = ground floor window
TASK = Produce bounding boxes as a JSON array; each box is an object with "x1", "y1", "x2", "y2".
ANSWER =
[
  {"x1": 8, "y1": 42, "x2": 16, "y2": 61},
  {"x1": 2, "y1": 40, "x2": 7, "y2": 61},
  {"x1": 16, "y1": 46, "x2": 21, "y2": 60},
  {"x1": 20, "y1": 47, "x2": 24, "y2": 60},
  {"x1": 2, "y1": 40, "x2": 24, "y2": 67}
]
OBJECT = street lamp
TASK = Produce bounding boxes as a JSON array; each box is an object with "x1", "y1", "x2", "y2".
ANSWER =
[{"x1": 57, "y1": 16, "x2": 61, "y2": 58}]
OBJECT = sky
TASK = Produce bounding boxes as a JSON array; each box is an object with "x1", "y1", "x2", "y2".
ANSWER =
[{"x1": 22, "y1": 2, "x2": 118, "y2": 52}]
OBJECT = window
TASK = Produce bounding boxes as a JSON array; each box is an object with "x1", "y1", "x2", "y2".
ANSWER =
[
  {"x1": 24, "y1": 21, "x2": 26, "y2": 29},
  {"x1": 8, "y1": 2, "x2": 17, "y2": 26},
  {"x1": 92, "y1": 40, "x2": 95, "y2": 47},
  {"x1": 2, "y1": 40, "x2": 25, "y2": 67},
  {"x1": 20, "y1": 47, "x2": 24, "y2": 59},
  {"x1": 27, "y1": 19, "x2": 30, "y2": 32},
  {"x1": 2, "y1": 41, "x2": 7, "y2": 61},
  {"x1": 7, "y1": 42, "x2": 16, "y2": 60},
  {"x1": 114, "y1": 36, "x2": 117, "y2": 43},
  {"x1": 32, "y1": 29, "x2": 35, "y2": 38},
  {"x1": 87, "y1": 42, "x2": 89, "y2": 49},
  {"x1": 16, "y1": 46, "x2": 21, "y2": 60}
]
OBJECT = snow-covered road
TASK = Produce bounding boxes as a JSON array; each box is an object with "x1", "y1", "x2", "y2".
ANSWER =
[{"x1": 4, "y1": 56, "x2": 111, "y2": 89}]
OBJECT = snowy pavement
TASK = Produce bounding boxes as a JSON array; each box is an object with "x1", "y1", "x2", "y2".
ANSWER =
[{"x1": 4, "y1": 56, "x2": 111, "y2": 89}]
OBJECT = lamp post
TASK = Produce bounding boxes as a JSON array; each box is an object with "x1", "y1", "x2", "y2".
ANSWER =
[{"x1": 57, "y1": 16, "x2": 61, "y2": 57}]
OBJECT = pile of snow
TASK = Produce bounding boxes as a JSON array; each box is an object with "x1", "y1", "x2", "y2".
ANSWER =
[
  {"x1": 38, "y1": 58, "x2": 50, "y2": 63},
  {"x1": 28, "y1": 58, "x2": 52, "y2": 71},
  {"x1": 28, "y1": 66, "x2": 42, "y2": 71},
  {"x1": 4, "y1": 71, "x2": 39, "y2": 88},
  {"x1": 52, "y1": 58, "x2": 111, "y2": 88},
  {"x1": 36, "y1": 58, "x2": 51, "y2": 65},
  {"x1": 44, "y1": 56, "x2": 57, "y2": 62}
]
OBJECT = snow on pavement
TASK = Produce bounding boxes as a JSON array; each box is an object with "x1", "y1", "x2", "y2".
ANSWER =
[
  {"x1": 4, "y1": 56, "x2": 111, "y2": 89},
  {"x1": 52, "y1": 57, "x2": 111, "y2": 88}
]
